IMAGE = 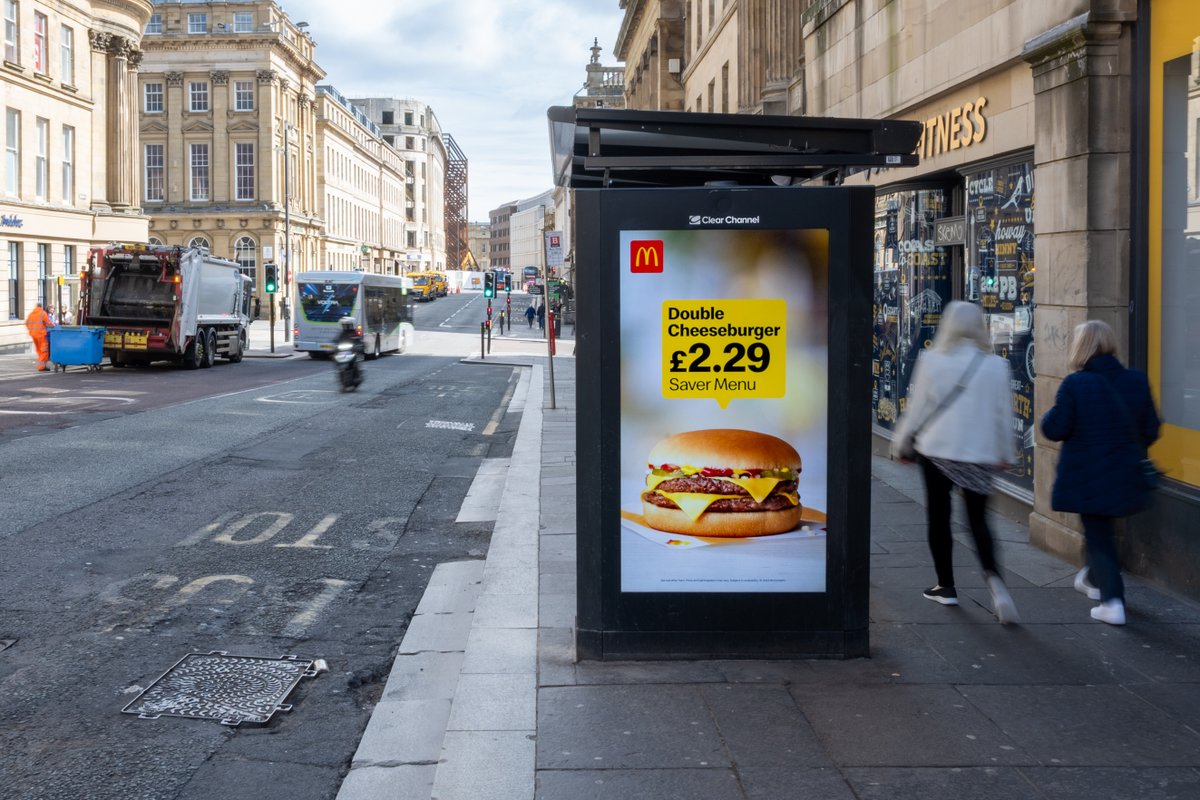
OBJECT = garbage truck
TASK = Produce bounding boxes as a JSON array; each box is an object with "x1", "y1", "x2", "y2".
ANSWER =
[{"x1": 79, "y1": 243, "x2": 253, "y2": 368}]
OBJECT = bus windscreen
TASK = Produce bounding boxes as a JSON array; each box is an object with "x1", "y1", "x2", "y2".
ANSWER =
[{"x1": 300, "y1": 282, "x2": 358, "y2": 322}]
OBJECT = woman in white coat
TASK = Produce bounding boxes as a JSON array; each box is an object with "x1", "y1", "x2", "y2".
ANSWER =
[{"x1": 892, "y1": 301, "x2": 1020, "y2": 623}]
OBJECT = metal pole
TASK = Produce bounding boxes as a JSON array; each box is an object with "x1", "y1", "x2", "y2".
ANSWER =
[
  {"x1": 480, "y1": 322, "x2": 485, "y2": 359},
  {"x1": 269, "y1": 291, "x2": 276, "y2": 354},
  {"x1": 283, "y1": 122, "x2": 292, "y2": 343},
  {"x1": 542, "y1": 208, "x2": 557, "y2": 410}
]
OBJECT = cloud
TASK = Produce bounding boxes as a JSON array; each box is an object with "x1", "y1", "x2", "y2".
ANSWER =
[{"x1": 281, "y1": 0, "x2": 623, "y2": 217}]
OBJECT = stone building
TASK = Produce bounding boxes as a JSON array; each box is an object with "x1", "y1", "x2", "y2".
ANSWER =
[
  {"x1": 347, "y1": 97, "x2": 447, "y2": 274},
  {"x1": 488, "y1": 201, "x2": 515, "y2": 273},
  {"x1": 575, "y1": 39, "x2": 625, "y2": 110},
  {"x1": 615, "y1": 0, "x2": 686, "y2": 110},
  {"x1": 315, "y1": 86, "x2": 405, "y2": 275},
  {"x1": 467, "y1": 221, "x2": 490, "y2": 270},
  {"x1": 137, "y1": 0, "x2": 324, "y2": 305},
  {"x1": 615, "y1": 0, "x2": 1200, "y2": 600},
  {"x1": 0, "y1": 0, "x2": 150, "y2": 352}
]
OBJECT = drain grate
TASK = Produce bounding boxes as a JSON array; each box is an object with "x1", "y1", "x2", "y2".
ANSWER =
[{"x1": 122, "y1": 651, "x2": 318, "y2": 726}]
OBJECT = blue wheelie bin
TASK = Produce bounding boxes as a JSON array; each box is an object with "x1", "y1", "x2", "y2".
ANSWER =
[{"x1": 48, "y1": 326, "x2": 106, "y2": 372}]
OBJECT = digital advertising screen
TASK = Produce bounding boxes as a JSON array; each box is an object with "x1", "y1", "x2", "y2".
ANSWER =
[{"x1": 618, "y1": 228, "x2": 830, "y2": 593}]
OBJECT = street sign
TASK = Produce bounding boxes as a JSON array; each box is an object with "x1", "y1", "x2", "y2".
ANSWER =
[
  {"x1": 545, "y1": 231, "x2": 564, "y2": 266},
  {"x1": 529, "y1": 284, "x2": 544, "y2": 295}
]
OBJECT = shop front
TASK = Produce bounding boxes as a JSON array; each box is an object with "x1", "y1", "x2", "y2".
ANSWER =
[{"x1": 868, "y1": 67, "x2": 1038, "y2": 500}]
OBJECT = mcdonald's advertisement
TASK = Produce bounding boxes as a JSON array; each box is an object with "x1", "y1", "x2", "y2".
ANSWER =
[{"x1": 620, "y1": 228, "x2": 830, "y2": 593}]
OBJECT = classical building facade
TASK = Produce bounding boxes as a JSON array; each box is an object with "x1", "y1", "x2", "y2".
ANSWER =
[
  {"x1": 466, "y1": 221, "x2": 490, "y2": 270},
  {"x1": 348, "y1": 97, "x2": 447, "y2": 274},
  {"x1": 315, "y1": 85, "x2": 405, "y2": 274},
  {"x1": 0, "y1": 0, "x2": 151, "y2": 352},
  {"x1": 137, "y1": 0, "x2": 324, "y2": 305},
  {"x1": 615, "y1": 0, "x2": 685, "y2": 110},
  {"x1": 575, "y1": 39, "x2": 626, "y2": 109}
]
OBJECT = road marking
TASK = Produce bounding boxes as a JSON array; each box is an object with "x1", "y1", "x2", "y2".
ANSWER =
[
  {"x1": 282, "y1": 578, "x2": 351, "y2": 637},
  {"x1": 257, "y1": 389, "x2": 340, "y2": 404},
  {"x1": 213, "y1": 512, "x2": 294, "y2": 545},
  {"x1": 176, "y1": 512, "x2": 238, "y2": 546},
  {"x1": 0, "y1": 394, "x2": 138, "y2": 414},
  {"x1": 438, "y1": 295, "x2": 481, "y2": 328},
  {"x1": 426, "y1": 419, "x2": 475, "y2": 431},
  {"x1": 275, "y1": 514, "x2": 336, "y2": 549}
]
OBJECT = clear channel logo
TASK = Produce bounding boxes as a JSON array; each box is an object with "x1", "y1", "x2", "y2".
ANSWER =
[{"x1": 688, "y1": 214, "x2": 762, "y2": 225}]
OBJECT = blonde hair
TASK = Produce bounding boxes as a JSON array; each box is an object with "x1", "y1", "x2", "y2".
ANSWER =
[
  {"x1": 1069, "y1": 320, "x2": 1119, "y2": 371},
  {"x1": 932, "y1": 301, "x2": 990, "y2": 352}
]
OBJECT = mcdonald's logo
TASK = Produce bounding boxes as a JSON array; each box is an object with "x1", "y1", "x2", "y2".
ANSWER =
[{"x1": 630, "y1": 240, "x2": 664, "y2": 273}]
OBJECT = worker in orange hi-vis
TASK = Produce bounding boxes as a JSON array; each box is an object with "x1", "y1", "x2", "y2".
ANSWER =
[{"x1": 24, "y1": 302, "x2": 55, "y2": 371}]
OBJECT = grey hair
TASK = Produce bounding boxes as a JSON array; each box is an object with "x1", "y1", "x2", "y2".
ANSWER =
[
  {"x1": 1069, "y1": 320, "x2": 1119, "y2": 371},
  {"x1": 932, "y1": 300, "x2": 991, "y2": 352}
]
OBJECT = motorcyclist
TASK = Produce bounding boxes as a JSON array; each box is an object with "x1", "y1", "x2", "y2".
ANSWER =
[{"x1": 334, "y1": 316, "x2": 365, "y2": 390}]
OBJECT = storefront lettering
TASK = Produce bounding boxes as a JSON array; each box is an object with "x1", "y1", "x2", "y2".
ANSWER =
[
  {"x1": 0, "y1": 213, "x2": 23, "y2": 228},
  {"x1": 918, "y1": 97, "x2": 988, "y2": 159}
]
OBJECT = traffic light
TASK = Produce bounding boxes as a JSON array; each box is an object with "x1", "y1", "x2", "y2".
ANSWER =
[
  {"x1": 503, "y1": 273, "x2": 512, "y2": 292},
  {"x1": 483, "y1": 270, "x2": 495, "y2": 298},
  {"x1": 265, "y1": 264, "x2": 278, "y2": 293}
]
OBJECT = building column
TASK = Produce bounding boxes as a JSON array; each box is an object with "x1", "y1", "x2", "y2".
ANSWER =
[
  {"x1": 88, "y1": 30, "x2": 111, "y2": 211},
  {"x1": 105, "y1": 35, "x2": 137, "y2": 211},
  {"x1": 165, "y1": 72, "x2": 184, "y2": 205},
  {"x1": 210, "y1": 71, "x2": 230, "y2": 203},
  {"x1": 1022, "y1": 9, "x2": 1136, "y2": 562}
]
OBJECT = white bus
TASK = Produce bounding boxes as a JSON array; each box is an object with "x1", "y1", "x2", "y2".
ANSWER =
[{"x1": 293, "y1": 271, "x2": 414, "y2": 358}]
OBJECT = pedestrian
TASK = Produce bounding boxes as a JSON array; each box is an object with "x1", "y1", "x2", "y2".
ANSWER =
[
  {"x1": 254, "y1": 296, "x2": 262, "y2": 320},
  {"x1": 537, "y1": 302, "x2": 545, "y2": 332},
  {"x1": 892, "y1": 301, "x2": 1020, "y2": 624},
  {"x1": 1040, "y1": 320, "x2": 1160, "y2": 626},
  {"x1": 24, "y1": 302, "x2": 56, "y2": 371},
  {"x1": 525, "y1": 304, "x2": 536, "y2": 328},
  {"x1": 60, "y1": 306, "x2": 74, "y2": 326}
]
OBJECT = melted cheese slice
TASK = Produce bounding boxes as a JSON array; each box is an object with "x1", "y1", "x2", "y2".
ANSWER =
[
  {"x1": 655, "y1": 492, "x2": 744, "y2": 521},
  {"x1": 646, "y1": 473, "x2": 672, "y2": 491},
  {"x1": 715, "y1": 476, "x2": 785, "y2": 504},
  {"x1": 650, "y1": 490, "x2": 802, "y2": 523}
]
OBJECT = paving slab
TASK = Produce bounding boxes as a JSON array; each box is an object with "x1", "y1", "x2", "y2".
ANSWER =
[
  {"x1": 535, "y1": 768, "x2": 743, "y2": 800},
  {"x1": 738, "y1": 767, "x2": 859, "y2": 799},
  {"x1": 698, "y1": 684, "x2": 832, "y2": 767},
  {"x1": 383, "y1": 651, "x2": 466, "y2": 702},
  {"x1": 840, "y1": 766, "x2": 1040, "y2": 799},
  {"x1": 351, "y1": 698, "x2": 452, "y2": 764},
  {"x1": 460, "y1": 626, "x2": 537, "y2": 674},
  {"x1": 433, "y1": 730, "x2": 535, "y2": 800},
  {"x1": 336, "y1": 764, "x2": 436, "y2": 800},
  {"x1": 445, "y1": 673, "x2": 536, "y2": 731},
  {"x1": 471, "y1": 590, "x2": 538, "y2": 629},
  {"x1": 397, "y1": 611, "x2": 475, "y2": 654},
  {"x1": 1018, "y1": 766, "x2": 1200, "y2": 799}
]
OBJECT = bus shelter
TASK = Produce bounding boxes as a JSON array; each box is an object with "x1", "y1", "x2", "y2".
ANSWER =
[{"x1": 551, "y1": 107, "x2": 922, "y2": 660}]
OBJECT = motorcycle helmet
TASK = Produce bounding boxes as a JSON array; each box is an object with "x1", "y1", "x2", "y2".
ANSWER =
[{"x1": 339, "y1": 316, "x2": 357, "y2": 333}]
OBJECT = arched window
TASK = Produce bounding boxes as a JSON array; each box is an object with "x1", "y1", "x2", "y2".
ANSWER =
[
  {"x1": 148, "y1": 236, "x2": 163, "y2": 246},
  {"x1": 188, "y1": 236, "x2": 209, "y2": 250},
  {"x1": 234, "y1": 236, "x2": 257, "y2": 282}
]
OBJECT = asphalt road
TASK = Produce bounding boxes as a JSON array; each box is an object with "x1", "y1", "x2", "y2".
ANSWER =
[{"x1": 0, "y1": 336, "x2": 523, "y2": 799}]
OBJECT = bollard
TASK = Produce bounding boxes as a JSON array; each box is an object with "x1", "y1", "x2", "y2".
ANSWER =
[
  {"x1": 480, "y1": 321, "x2": 485, "y2": 359},
  {"x1": 487, "y1": 319, "x2": 492, "y2": 354}
]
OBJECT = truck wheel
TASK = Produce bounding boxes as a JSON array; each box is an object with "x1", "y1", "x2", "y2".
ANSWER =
[
  {"x1": 200, "y1": 329, "x2": 216, "y2": 368},
  {"x1": 182, "y1": 338, "x2": 201, "y2": 369},
  {"x1": 228, "y1": 330, "x2": 246, "y2": 363}
]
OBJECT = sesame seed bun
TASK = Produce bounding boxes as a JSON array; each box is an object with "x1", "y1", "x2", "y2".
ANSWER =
[{"x1": 647, "y1": 429, "x2": 801, "y2": 471}]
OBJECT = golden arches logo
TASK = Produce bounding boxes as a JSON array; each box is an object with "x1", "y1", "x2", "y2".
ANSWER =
[{"x1": 630, "y1": 240, "x2": 663, "y2": 273}]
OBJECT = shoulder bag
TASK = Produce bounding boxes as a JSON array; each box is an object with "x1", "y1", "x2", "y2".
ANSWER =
[{"x1": 897, "y1": 351, "x2": 985, "y2": 460}]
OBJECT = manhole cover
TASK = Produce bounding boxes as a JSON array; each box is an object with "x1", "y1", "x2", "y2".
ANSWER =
[{"x1": 121, "y1": 651, "x2": 318, "y2": 726}]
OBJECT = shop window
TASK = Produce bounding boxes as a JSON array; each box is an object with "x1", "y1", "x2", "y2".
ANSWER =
[
  {"x1": 234, "y1": 236, "x2": 256, "y2": 282},
  {"x1": 964, "y1": 161, "x2": 1036, "y2": 491},
  {"x1": 872, "y1": 188, "x2": 950, "y2": 435}
]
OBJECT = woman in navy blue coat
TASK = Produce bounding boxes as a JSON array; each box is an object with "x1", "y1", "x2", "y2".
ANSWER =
[{"x1": 1040, "y1": 320, "x2": 1160, "y2": 625}]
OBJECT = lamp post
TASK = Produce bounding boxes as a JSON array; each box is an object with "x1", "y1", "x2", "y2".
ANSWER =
[
  {"x1": 542, "y1": 206, "x2": 557, "y2": 410},
  {"x1": 282, "y1": 120, "x2": 293, "y2": 343}
]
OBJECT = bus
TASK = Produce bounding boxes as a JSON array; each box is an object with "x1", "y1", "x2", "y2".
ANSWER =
[
  {"x1": 522, "y1": 266, "x2": 539, "y2": 292},
  {"x1": 294, "y1": 271, "x2": 414, "y2": 358}
]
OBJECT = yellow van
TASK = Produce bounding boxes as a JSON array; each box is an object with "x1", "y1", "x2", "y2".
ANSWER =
[{"x1": 406, "y1": 272, "x2": 435, "y2": 302}]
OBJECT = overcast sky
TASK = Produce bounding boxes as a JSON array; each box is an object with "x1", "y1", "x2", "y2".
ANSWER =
[{"x1": 281, "y1": 0, "x2": 625, "y2": 222}]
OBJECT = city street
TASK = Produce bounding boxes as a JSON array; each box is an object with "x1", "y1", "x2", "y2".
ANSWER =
[{"x1": 0, "y1": 306, "x2": 530, "y2": 798}]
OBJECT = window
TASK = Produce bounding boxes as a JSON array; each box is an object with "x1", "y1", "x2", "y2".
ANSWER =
[
  {"x1": 405, "y1": 136, "x2": 414, "y2": 150},
  {"x1": 64, "y1": 244, "x2": 75, "y2": 275},
  {"x1": 5, "y1": 108, "x2": 18, "y2": 195},
  {"x1": 145, "y1": 13, "x2": 162, "y2": 34},
  {"x1": 234, "y1": 142, "x2": 254, "y2": 200},
  {"x1": 189, "y1": 143, "x2": 209, "y2": 200},
  {"x1": 234, "y1": 236, "x2": 256, "y2": 280},
  {"x1": 33, "y1": 12, "x2": 47, "y2": 73},
  {"x1": 61, "y1": 125, "x2": 73, "y2": 204},
  {"x1": 189, "y1": 236, "x2": 209, "y2": 250},
  {"x1": 189, "y1": 82, "x2": 209, "y2": 112},
  {"x1": 7, "y1": 242, "x2": 19, "y2": 319},
  {"x1": 233, "y1": 80, "x2": 253, "y2": 111},
  {"x1": 60, "y1": 25, "x2": 73, "y2": 84},
  {"x1": 143, "y1": 143, "x2": 164, "y2": 201},
  {"x1": 404, "y1": 111, "x2": 413, "y2": 125},
  {"x1": 382, "y1": 110, "x2": 394, "y2": 125},
  {"x1": 187, "y1": 13, "x2": 207, "y2": 34},
  {"x1": 233, "y1": 12, "x2": 252, "y2": 32},
  {"x1": 3, "y1": 0, "x2": 17, "y2": 63},
  {"x1": 36, "y1": 243, "x2": 47, "y2": 306},
  {"x1": 144, "y1": 82, "x2": 163, "y2": 113},
  {"x1": 34, "y1": 117, "x2": 47, "y2": 201}
]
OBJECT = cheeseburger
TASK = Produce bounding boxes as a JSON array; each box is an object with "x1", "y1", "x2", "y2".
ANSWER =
[{"x1": 641, "y1": 428, "x2": 802, "y2": 537}]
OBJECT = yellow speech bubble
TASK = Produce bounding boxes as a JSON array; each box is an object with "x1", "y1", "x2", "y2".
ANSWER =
[{"x1": 661, "y1": 299, "x2": 787, "y2": 409}]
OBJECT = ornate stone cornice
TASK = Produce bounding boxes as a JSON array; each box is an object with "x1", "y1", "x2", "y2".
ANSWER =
[
  {"x1": 210, "y1": 70, "x2": 229, "y2": 86},
  {"x1": 277, "y1": 77, "x2": 291, "y2": 92},
  {"x1": 89, "y1": 30, "x2": 112, "y2": 53},
  {"x1": 257, "y1": 69, "x2": 277, "y2": 85},
  {"x1": 109, "y1": 36, "x2": 134, "y2": 60},
  {"x1": 298, "y1": 92, "x2": 312, "y2": 108},
  {"x1": 127, "y1": 49, "x2": 143, "y2": 69},
  {"x1": 165, "y1": 71, "x2": 184, "y2": 87}
]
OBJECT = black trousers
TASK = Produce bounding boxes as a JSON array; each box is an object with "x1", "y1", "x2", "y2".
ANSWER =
[
  {"x1": 919, "y1": 455, "x2": 999, "y2": 587},
  {"x1": 1081, "y1": 514, "x2": 1124, "y2": 602}
]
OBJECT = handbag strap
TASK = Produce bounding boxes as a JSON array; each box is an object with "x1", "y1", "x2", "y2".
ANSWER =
[{"x1": 911, "y1": 350, "x2": 986, "y2": 439}]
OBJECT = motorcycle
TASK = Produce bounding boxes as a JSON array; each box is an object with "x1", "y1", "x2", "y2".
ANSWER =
[{"x1": 334, "y1": 339, "x2": 363, "y2": 392}]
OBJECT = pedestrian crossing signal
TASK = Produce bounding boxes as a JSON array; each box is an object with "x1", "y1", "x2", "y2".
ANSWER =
[
  {"x1": 483, "y1": 271, "x2": 495, "y2": 298},
  {"x1": 265, "y1": 264, "x2": 278, "y2": 293}
]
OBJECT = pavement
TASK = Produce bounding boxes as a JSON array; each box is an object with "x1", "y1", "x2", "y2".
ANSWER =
[{"x1": 336, "y1": 352, "x2": 1200, "y2": 800}]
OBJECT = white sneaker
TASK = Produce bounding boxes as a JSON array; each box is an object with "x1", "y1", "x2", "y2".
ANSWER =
[
  {"x1": 986, "y1": 575, "x2": 1020, "y2": 625},
  {"x1": 1074, "y1": 567, "x2": 1101, "y2": 601},
  {"x1": 1090, "y1": 599, "x2": 1126, "y2": 626}
]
